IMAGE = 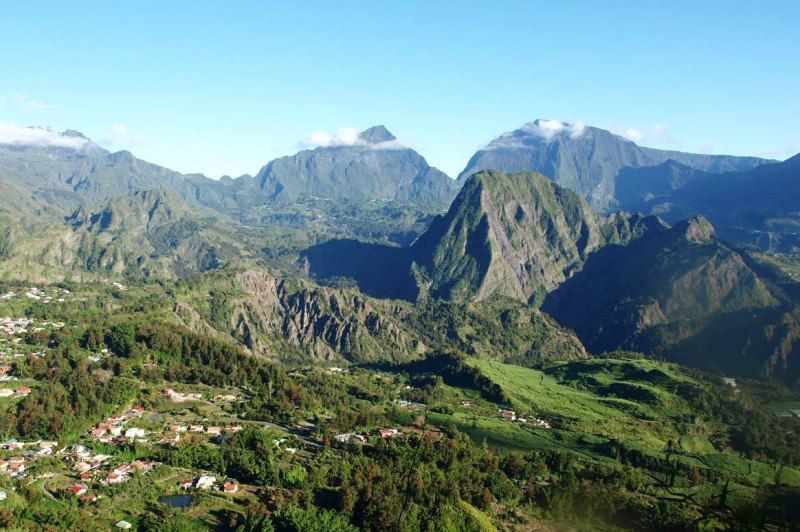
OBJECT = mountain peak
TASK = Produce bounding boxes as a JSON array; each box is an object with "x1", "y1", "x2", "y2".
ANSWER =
[
  {"x1": 673, "y1": 215, "x2": 716, "y2": 244},
  {"x1": 60, "y1": 129, "x2": 89, "y2": 139},
  {"x1": 413, "y1": 169, "x2": 655, "y2": 303},
  {"x1": 358, "y1": 125, "x2": 396, "y2": 144}
]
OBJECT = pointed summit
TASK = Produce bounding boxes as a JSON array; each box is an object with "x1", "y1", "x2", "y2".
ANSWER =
[
  {"x1": 412, "y1": 170, "x2": 659, "y2": 303},
  {"x1": 358, "y1": 125, "x2": 396, "y2": 144},
  {"x1": 673, "y1": 216, "x2": 716, "y2": 244},
  {"x1": 61, "y1": 129, "x2": 89, "y2": 139}
]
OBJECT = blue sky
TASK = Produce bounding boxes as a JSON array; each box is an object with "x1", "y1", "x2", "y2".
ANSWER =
[{"x1": 1, "y1": 1, "x2": 798, "y2": 177}]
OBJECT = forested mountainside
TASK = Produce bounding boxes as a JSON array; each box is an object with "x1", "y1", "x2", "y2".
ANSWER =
[
  {"x1": 0, "y1": 190, "x2": 257, "y2": 281},
  {"x1": 541, "y1": 216, "x2": 795, "y2": 378},
  {"x1": 1, "y1": 278, "x2": 798, "y2": 530}
]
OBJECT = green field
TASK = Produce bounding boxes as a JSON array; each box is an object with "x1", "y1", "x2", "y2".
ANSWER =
[
  {"x1": 428, "y1": 358, "x2": 800, "y2": 488},
  {"x1": 472, "y1": 358, "x2": 688, "y2": 451}
]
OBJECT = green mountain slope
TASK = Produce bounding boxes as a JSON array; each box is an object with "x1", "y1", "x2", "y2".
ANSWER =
[
  {"x1": 0, "y1": 190, "x2": 255, "y2": 281},
  {"x1": 412, "y1": 170, "x2": 663, "y2": 303},
  {"x1": 542, "y1": 216, "x2": 779, "y2": 359}
]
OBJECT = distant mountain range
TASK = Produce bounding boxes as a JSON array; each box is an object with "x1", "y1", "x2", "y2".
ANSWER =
[
  {"x1": 458, "y1": 120, "x2": 771, "y2": 211},
  {"x1": 456, "y1": 119, "x2": 800, "y2": 251},
  {"x1": 0, "y1": 125, "x2": 456, "y2": 245},
  {"x1": 615, "y1": 154, "x2": 800, "y2": 251}
]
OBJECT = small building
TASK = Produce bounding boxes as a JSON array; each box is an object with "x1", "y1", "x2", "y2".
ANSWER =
[
  {"x1": 335, "y1": 433, "x2": 355, "y2": 443},
  {"x1": 206, "y1": 426, "x2": 222, "y2": 436},
  {"x1": 115, "y1": 521, "x2": 132, "y2": 530},
  {"x1": 80, "y1": 493, "x2": 99, "y2": 504},
  {"x1": 378, "y1": 428, "x2": 399, "y2": 438},
  {"x1": 179, "y1": 478, "x2": 194, "y2": 490},
  {"x1": 69, "y1": 483, "x2": 88, "y2": 496},
  {"x1": 124, "y1": 427, "x2": 147, "y2": 439},
  {"x1": 499, "y1": 409, "x2": 517, "y2": 421},
  {"x1": 223, "y1": 482, "x2": 239, "y2": 493},
  {"x1": 107, "y1": 472, "x2": 128, "y2": 484},
  {"x1": 195, "y1": 475, "x2": 216, "y2": 489}
]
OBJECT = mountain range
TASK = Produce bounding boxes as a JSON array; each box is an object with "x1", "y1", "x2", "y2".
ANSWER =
[
  {"x1": 0, "y1": 125, "x2": 455, "y2": 245},
  {"x1": 1, "y1": 119, "x2": 799, "y2": 383},
  {"x1": 616, "y1": 154, "x2": 800, "y2": 251},
  {"x1": 458, "y1": 120, "x2": 771, "y2": 211}
]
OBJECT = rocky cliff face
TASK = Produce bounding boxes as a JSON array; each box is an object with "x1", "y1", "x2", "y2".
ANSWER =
[
  {"x1": 412, "y1": 170, "x2": 663, "y2": 304},
  {"x1": 174, "y1": 269, "x2": 589, "y2": 366},
  {"x1": 231, "y1": 270, "x2": 425, "y2": 363}
]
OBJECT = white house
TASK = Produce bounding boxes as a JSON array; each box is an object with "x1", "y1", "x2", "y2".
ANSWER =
[
  {"x1": 195, "y1": 475, "x2": 216, "y2": 489},
  {"x1": 124, "y1": 428, "x2": 147, "y2": 439}
]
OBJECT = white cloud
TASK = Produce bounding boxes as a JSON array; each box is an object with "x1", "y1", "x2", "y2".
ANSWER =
[
  {"x1": 610, "y1": 123, "x2": 679, "y2": 148},
  {"x1": 2, "y1": 93, "x2": 59, "y2": 111},
  {"x1": 0, "y1": 122, "x2": 88, "y2": 149},
  {"x1": 616, "y1": 127, "x2": 644, "y2": 142},
  {"x1": 480, "y1": 119, "x2": 586, "y2": 151},
  {"x1": 520, "y1": 119, "x2": 586, "y2": 140},
  {"x1": 649, "y1": 124, "x2": 676, "y2": 146},
  {"x1": 299, "y1": 126, "x2": 408, "y2": 150},
  {"x1": 100, "y1": 124, "x2": 146, "y2": 148}
]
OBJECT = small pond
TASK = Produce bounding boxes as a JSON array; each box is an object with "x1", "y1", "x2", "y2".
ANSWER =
[{"x1": 158, "y1": 494, "x2": 195, "y2": 508}]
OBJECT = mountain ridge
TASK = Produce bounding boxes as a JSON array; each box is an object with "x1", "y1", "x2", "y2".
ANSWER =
[{"x1": 458, "y1": 120, "x2": 772, "y2": 211}]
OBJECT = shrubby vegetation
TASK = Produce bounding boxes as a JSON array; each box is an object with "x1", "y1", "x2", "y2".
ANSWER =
[{"x1": 1, "y1": 281, "x2": 799, "y2": 531}]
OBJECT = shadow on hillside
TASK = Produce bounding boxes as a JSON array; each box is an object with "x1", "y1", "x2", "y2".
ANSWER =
[{"x1": 301, "y1": 239, "x2": 418, "y2": 301}]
